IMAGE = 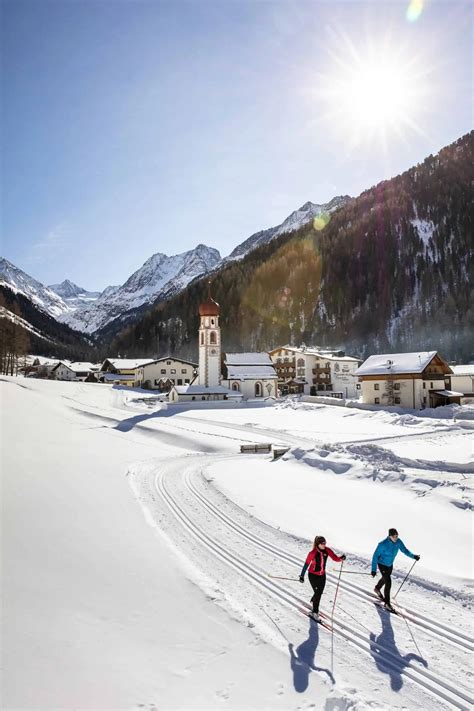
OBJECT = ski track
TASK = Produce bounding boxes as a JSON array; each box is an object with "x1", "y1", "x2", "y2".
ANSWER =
[
  {"x1": 130, "y1": 452, "x2": 473, "y2": 711},
  {"x1": 184, "y1": 466, "x2": 473, "y2": 654}
]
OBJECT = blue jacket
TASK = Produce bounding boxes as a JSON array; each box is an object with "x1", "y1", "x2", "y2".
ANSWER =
[{"x1": 371, "y1": 537, "x2": 415, "y2": 571}]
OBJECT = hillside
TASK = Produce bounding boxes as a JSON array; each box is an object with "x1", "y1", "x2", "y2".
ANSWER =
[
  {"x1": 104, "y1": 132, "x2": 473, "y2": 362},
  {"x1": 0, "y1": 283, "x2": 95, "y2": 361}
]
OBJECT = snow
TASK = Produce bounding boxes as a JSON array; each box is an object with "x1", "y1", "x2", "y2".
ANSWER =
[
  {"x1": 411, "y1": 218, "x2": 435, "y2": 247},
  {"x1": 226, "y1": 364, "x2": 277, "y2": 379},
  {"x1": 356, "y1": 351, "x2": 439, "y2": 375},
  {"x1": 225, "y1": 352, "x2": 273, "y2": 365},
  {"x1": 2, "y1": 379, "x2": 473, "y2": 709},
  {"x1": 102, "y1": 358, "x2": 155, "y2": 370},
  {"x1": 0, "y1": 258, "x2": 73, "y2": 318},
  {"x1": 452, "y1": 364, "x2": 474, "y2": 376},
  {"x1": 59, "y1": 244, "x2": 221, "y2": 334}
]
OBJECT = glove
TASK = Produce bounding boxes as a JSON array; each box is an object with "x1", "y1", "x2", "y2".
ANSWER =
[
  {"x1": 414, "y1": 555, "x2": 420, "y2": 561},
  {"x1": 299, "y1": 575, "x2": 304, "y2": 583},
  {"x1": 371, "y1": 571, "x2": 377, "y2": 577},
  {"x1": 340, "y1": 554, "x2": 346, "y2": 561}
]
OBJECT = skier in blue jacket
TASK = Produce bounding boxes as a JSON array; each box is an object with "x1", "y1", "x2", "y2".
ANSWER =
[{"x1": 371, "y1": 528, "x2": 420, "y2": 611}]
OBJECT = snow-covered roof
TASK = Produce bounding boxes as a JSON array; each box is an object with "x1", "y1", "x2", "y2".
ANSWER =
[
  {"x1": 225, "y1": 352, "x2": 273, "y2": 366},
  {"x1": 172, "y1": 385, "x2": 233, "y2": 395},
  {"x1": 451, "y1": 365, "x2": 474, "y2": 376},
  {"x1": 102, "y1": 358, "x2": 155, "y2": 370},
  {"x1": 143, "y1": 356, "x2": 198, "y2": 368},
  {"x1": 227, "y1": 365, "x2": 277, "y2": 380},
  {"x1": 102, "y1": 373, "x2": 136, "y2": 382},
  {"x1": 433, "y1": 390, "x2": 463, "y2": 397},
  {"x1": 355, "y1": 351, "x2": 441, "y2": 376},
  {"x1": 53, "y1": 361, "x2": 95, "y2": 373},
  {"x1": 69, "y1": 362, "x2": 95, "y2": 373}
]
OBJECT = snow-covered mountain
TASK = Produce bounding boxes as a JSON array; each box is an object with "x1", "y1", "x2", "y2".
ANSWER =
[
  {"x1": 48, "y1": 279, "x2": 101, "y2": 308},
  {"x1": 0, "y1": 258, "x2": 72, "y2": 319},
  {"x1": 59, "y1": 244, "x2": 221, "y2": 334},
  {"x1": 225, "y1": 195, "x2": 351, "y2": 262}
]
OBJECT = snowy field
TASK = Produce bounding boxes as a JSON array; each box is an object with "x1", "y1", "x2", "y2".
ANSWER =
[{"x1": 2, "y1": 377, "x2": 473, "y2": 710}]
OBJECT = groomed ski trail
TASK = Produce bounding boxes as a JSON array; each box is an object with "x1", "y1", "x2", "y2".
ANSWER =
[{"x1": 133, "y1": 453, "x2": 473, "y2": 710}]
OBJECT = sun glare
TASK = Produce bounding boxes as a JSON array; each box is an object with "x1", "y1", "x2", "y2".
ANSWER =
[{"x1": 314, "y1": 32, "x2": 431, "y2": 148}]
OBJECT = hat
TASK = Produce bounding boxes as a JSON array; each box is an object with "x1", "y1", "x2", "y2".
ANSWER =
[{"x1": 388, "y1": 528, "x2": 398, "y2": 537}]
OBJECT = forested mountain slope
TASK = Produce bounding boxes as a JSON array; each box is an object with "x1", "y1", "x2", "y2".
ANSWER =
[{"x1": 101, "y1": 131, "x2": 473, "y2": 363}]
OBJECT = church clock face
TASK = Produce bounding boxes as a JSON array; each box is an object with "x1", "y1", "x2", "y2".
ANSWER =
[{"x1": 210, "y1": 349, "x2": 217, "y2": 355}]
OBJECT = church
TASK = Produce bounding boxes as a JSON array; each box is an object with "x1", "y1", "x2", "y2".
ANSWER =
[{"x1": 168, "y1": 285, "x2": 278, "y2": 403}]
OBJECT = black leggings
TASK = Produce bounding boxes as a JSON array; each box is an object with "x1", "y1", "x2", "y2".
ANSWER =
[
  {"x1": 375, "y1": 564, "x2": 393, "y2": 603},
  {"x1": 308, "y1": 573, "x2": 326, "y2": 613}
]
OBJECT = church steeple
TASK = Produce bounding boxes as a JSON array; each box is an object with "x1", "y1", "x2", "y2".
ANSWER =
[{"x1": 198, "y1": 282, "x2": 221, "y2": 387}]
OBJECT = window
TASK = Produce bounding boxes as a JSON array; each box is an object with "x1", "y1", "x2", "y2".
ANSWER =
[
  {"x1": 210, "y1": 332, "x2": 216, "y2": 344},
  {"x1": 211, "y1": 318, "x2": 215, "y2": 326},
  {"x1": 394, "y1": 383, "x2": 400, "y2": 390},
  {"x1": 255, "y1": 382, "x2": 262, "y2": 397},
  {"x1": 297, "y1": 358, "x2": 304, "y2": 367},
  {"x1": 430, "y1": 382, "x2": 433, "y2": 389},
  {"x1": 201, "y1": 396, "x2": 206, "y2": 400},
  {"x1": 423, "y1": 396, "x2": 427, "y2": 404},
  {"x1": 161, "y1": 369, "x2": 166, "y2": 374},
  {"x1": 185, "y1": 379, "x2": 190, "y2": 384},
  {"x1": 423, "y1": 382, "x2": 426, "y2": 389},
  {"x1": 177, "y1": 379, "x2": 182, "y2": 385},
  {"x1": 171, "y1": 369, "x2": 176, "y2": 374},
  {"x1": 154, "y1": 379, "x2": 160, "y2": 386},
  {"x1": 375, "y1": 397, "x2": 380, "y2": 404},
  {"x1": 166, "y1": 361, "x2": 171, "y2": 365},
  {"x1": 394, "y1": 397, "x2": 401, "y2": 404},
  {"x1": 200, "y1": 333, "x2": 204, "y2": 345},
  {"x1": 192, "y1": 396, "x2": 195, "y2": 401},
  {"x1": 181, "y1": 369, "x2": 187, "y2": 374},
  {"x1": 374, "y1": 383, "x2": 380, "y2": 390},
  {"x1": 356, "y1": 383, "x2": 361, "y2": 390},
  {"x1": 232, "y1": 382, "x2": 240, "y2": 391}
]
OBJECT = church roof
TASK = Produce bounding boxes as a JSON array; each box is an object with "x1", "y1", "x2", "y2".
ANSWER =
[
  {"x1": 227, "y1": 365, "x2": 277, "y2": 380},
  {"x1": 225, "y1": 352, "x2": 273, "y2": 366}
]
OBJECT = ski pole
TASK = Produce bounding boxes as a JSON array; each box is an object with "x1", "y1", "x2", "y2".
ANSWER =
[
  {"x1": 331, "y1": 559, "x2": 344, "y2": 674},
  {"x1": 393, "y1": 560, "x2": 417, "y2": 600},
  {"x1": 339, "y1": 571, "x2": 372, "y2": 575},
  {"x1": 267, "y1": 574, "x2": 300, "y2": 581}
]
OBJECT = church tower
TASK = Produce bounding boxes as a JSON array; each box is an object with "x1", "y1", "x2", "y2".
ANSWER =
[{"x1": 198, "y1": 282, "x2": 221, "y2": 387}]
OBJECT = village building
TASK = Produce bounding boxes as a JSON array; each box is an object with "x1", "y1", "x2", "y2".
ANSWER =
[
  {"x1": 221, "y1": 352, "x2": 278, "y2": 399},
  {"x1": 268, "y1": 345, "x2": 360, "y2": 397},
  {"x1": 52, "y1": 361, "x2": 96, "y2": 381},
  {"x1": 136, "y1": 357, "x2": 197, "y2": 391},
  {"x1": 98, "y1": 358, "x2": 154, "y2": 386},
  {"x1": 169, "y1": 284, "x2": 277, "y2": 403},
  {"x1": 355, "y1": 351, "x2": 460, "y2": 409},
  {"x1": 450, "y1": 365, "x2": 474, "y2": 403}
]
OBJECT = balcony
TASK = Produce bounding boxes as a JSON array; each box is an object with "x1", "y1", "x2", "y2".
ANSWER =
[{"x1": 312, "y1": 367, "x2": 331, "y2": 374}]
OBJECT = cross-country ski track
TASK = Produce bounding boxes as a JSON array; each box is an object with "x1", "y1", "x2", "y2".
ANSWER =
[{"x1": 130, "y1": 451, "x2": 473, "y2": 711}]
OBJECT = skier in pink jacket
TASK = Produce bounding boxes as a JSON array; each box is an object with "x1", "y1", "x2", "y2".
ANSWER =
[{"x1": 299, "y1": 536, "x2": 346, "y2": 619}]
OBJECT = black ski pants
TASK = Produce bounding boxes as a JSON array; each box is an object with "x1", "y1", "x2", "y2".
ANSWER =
[
  {"x1": 375, "y1": 564, "x2": 393, "y2": 604},
  {"x1": 308, "y1": 573, "x2": 326, "y2": 613}
]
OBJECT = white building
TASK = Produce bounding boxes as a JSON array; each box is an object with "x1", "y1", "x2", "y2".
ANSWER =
[
  {"x1": 136, "y1": 357, "x2": 197, "y2": 391},
  {"x1": 222, "y1": 352, "x2": 278, "y2": 399},
  {"x1": 355, "y1": 351, "x2": 459, "y2": 409},
  {"x1": 99, "y1": 358, "x2": 155, "y2": 386},
  {"x1": 198, "y1": 287, "x2": 222, "y2": 388},
  {"x1": 52, "y1": 361, "x2": 96, "y2": 381},
  {"x1": 269, "y1": 345, "x2": 360, "y2": 397},
  {"x1": 169, "y1": 384, "x2": 241, "y2": 403},
  {"x1": 450, "y1": 365, "x2": 474, "y2": 403}
]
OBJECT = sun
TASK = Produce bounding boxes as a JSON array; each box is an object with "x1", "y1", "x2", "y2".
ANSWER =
[
  {"x1": 343, "y1": 58, "x2": 411, "y2": 130},
  {"x1": 313, "y1": 32, "x2": 431, "y2": 147}
]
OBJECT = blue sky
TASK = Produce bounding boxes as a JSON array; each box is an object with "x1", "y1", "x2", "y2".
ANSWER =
[{"x1": 2, "y1": 0, "x2": 472, "y2": 290}]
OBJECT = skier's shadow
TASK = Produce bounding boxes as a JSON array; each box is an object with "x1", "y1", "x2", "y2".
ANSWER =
[
  {"x1": 370, "y1": 605, "x2": 427, "y2": 691},
  {"x1": 289, "y1": 618, "x2": 335, "y2": 692}
]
